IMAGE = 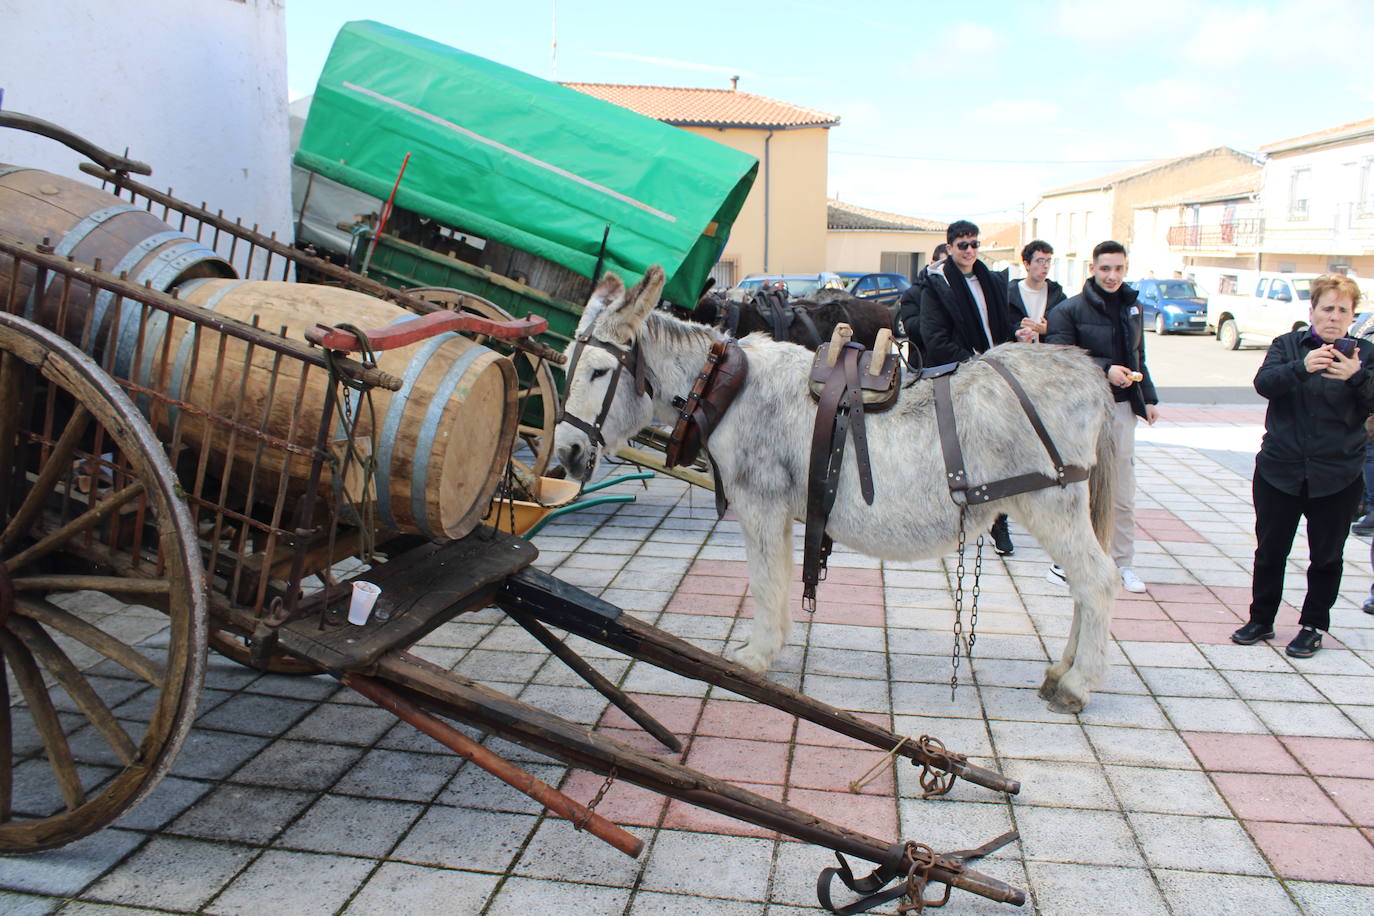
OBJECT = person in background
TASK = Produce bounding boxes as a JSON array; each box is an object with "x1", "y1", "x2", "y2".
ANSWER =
[
  {"x1": 919, "y1": 220, "x2": 1024, "y2": 555},
  {"x1": 1008, "y1": 240, "x2": 1065, "y2": 342},
  {"x1": 1349, "y1": 310, "x2": 1374, "y2": 536},
  {"x1": 1232, "y1": 274, "x2": 1374, "y2": 657},
  {"x1": 896, "y1": 242, "x2": 948, "y2": 365},
  {"x1": 1044, "y1": 240, "x2": 1160, "y2": 593}
]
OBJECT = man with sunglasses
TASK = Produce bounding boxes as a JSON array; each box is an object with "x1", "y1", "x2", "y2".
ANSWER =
[{"x1": 919, "y1": 219, "x2": 1024, "y2": 555}]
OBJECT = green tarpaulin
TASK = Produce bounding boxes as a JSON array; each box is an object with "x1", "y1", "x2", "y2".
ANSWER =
[{"x1": 295, "y1": 20, "x2": 758, "y2": 305}]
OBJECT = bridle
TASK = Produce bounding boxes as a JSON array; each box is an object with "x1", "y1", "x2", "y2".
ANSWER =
[{"x1": 558, "y1": 331, "x2": 655, "y2": 451}]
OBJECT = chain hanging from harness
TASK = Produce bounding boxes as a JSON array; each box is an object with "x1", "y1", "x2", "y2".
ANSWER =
[{"x1": 948, "y1": 506, "x2": 985, "y2": 698}]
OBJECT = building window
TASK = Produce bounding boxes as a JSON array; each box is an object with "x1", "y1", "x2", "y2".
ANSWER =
[
  {"x1": 1360, "y1": 158, "x2": 1374, "y2": 216},
  {"x1": 1289, "y1": 167, "x2": 1311, "y2": 220},
  {"x1": 709, "y1": 259, "x2": 736, "y2": 290}
]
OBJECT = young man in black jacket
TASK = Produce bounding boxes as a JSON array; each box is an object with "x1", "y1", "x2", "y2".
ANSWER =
[
  {"x1": 919, "y1": 220, "x2": 1025, "y2": 555},
  {"x1": 1008, "y1": 240, "x2": 1065, "y2": 342},
  {"x1": 896, "y1": 242, "x2": 948, "y2": 364},
  {"x1": 1045, "y1": 240, "x2": 1160, "y2": 593}
]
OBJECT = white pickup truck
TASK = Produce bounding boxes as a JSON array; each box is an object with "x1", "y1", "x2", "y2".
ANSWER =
[{"x1": 1207, "y1": 273, "x2": 1317, "y2": 349}]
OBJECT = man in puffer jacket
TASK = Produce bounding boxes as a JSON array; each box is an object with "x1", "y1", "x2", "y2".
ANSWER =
[{"x1": 1045, "y1": 240, "x2": 1160, "y2": 594}]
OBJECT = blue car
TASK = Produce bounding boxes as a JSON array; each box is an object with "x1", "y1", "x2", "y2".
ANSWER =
[{"x1": 1131, "y1": 278, "x2": 1210, "y2": 335}]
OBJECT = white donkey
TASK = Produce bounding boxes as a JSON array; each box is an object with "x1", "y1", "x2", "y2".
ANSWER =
[{"x1": 555, "y1": 267, "x2": 1119, "y2": 712}]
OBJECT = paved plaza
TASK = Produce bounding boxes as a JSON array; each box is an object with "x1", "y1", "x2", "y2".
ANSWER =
[{"x1": 3, "y1": 403, "x2": 1373, "y2": 915}]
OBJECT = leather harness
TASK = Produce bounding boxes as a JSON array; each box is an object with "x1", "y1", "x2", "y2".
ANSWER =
[
  {"x1": 665, "y1": 339, "x2": 749, "y2": 516},
  {"x1": 724, "y1": 289, "x2": 823, "y2": 348}
]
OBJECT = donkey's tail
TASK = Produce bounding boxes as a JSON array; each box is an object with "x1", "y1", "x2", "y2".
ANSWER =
[{"x1": 1088, "y1": 403, "x2": 1117, "y2": 552}]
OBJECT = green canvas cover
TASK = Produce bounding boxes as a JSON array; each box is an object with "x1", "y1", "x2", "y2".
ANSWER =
[{"x1": 295, "y1": 20, "x2": 758, "y2": 305}]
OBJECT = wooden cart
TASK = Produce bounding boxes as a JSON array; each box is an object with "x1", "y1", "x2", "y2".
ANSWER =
[{"x1": 0, "y1": 115, "x2": 1026, "y2": 912}]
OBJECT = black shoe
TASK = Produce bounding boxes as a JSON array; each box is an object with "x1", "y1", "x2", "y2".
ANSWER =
[
  {"x1": 1230, "y1": 621, "x2": 1276, "y2": 645},
  {"x1": 1363, "y1": 596, "x2": 1374, "y2": 616},
  {"x1": 1286, "y1": 626, "x2": 1323, "y2": 658},
  {"x1": 1353, "y1": 513, "x2": 1374, "y2": 536},
  {"x1": 991, "y1": 515, "x2": 1014, "y2": 556}
]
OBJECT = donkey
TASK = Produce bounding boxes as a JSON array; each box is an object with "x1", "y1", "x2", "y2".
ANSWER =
[{"x1": 555, "y1": 266, "x2": 1119, "y2": 713}]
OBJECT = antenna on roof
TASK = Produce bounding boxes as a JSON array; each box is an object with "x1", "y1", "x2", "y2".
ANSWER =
[{"x1": 730, "y1": 75, "x2": 739, "y2": 91}]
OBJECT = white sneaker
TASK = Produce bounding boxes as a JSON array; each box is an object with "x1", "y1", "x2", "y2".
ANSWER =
[
  {"x1": 1120, "y1": 567, "x2": 1147, "y2": 593},
  {"x1": 1046, "y1": 564, "x2": 1067, "y2": 586}
]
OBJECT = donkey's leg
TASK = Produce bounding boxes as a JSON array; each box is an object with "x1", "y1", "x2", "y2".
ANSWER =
[
  {"x1": 1017, "y1": 489, "x2": 1116, "y2": 712},
  {"x1": 732, "y1": 504, "x2": 795, "y2": 673}
]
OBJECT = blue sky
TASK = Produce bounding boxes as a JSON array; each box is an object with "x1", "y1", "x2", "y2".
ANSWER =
[{"x1": 286, "y1": 0, "x2": 1374, "y2": 223}]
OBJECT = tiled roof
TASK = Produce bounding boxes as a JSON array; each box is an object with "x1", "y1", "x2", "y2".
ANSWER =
[
  {"x1": 1134, "y1": 172, "x2": 1261, "y2": 209},
  {"x1": 1042, "y1": 147, "x2": 1252, "y2": 197},
  {"x1": 1261, "y1": 115, "x2": 1374, "y2": 154},
  {"x1": 979, "y1": 221, "x2": 1022, "y2": 250},
  {"x1": 563, "y1": 83, "x2": 839, "y2": 129},
  {"x1": 826, "y1": 199, "x2": 946, "y2": 232}
]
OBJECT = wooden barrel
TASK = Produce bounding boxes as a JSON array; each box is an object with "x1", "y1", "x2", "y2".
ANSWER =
[
  {"x1": 127, "y1": 279, "x2": 516, "y2": 540},
  {"x1": 0, "y1": 164, "x2": 235, "y2": 349}
]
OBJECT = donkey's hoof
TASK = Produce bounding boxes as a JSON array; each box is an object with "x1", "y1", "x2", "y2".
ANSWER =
[
  {"x1": 1037, "y1": 672, "x2": 1061, "y2": 701},
  {"x1": 731, "y1": 645, "x2": 771, "y2": 673},
  {"x1": 1046, "y1": 686, "x2": 1086, "y2": 715}
]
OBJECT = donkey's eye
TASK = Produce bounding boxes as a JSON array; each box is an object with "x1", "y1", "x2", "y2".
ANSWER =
[{"x1": 590, "y1": 368, "x2": 610, "y2": 381}]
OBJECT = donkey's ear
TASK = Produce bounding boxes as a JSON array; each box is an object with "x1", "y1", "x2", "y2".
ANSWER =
[
  {"x1": 587, "y1": 271, "x2": 626, "y2": 313},
  {"x1": 600, "y1": 265, "x2": 665, "y2": 341}
]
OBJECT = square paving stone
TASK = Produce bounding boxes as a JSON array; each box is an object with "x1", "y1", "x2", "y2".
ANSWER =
[
  {"x1": 1128, "y1": 812, "x2": 1270, "y2": 874},
  {"x1": 1084, "y1": 724, "x2": 1200, "y2": 769},
  {"x1": 1015, "y1": 807, "x2": 1145, "y2": 867},
  {"x1": 511, "y1": 817, "x2": 649, "y2": 885},
  {"x1": 899, "y1": 798, "x2": 1019, "y2": 855},
  {"x1": 233, "y1": 738, "x2": 365, "y2": 790},
  {"x1": 207, "y1": 849, "x2": 374, "y2": 916},
  {"x1": 1104, "y1": 765, "x2": 1230, "y2": 816},
  {"x1": 1288, "y1": 880, "x2": 1374, "y2": 916},
  {"x1": 84, "y1": 836, "x2": 255, "y2": 911},
  {"x1": 333, "y1": 748, "x2": 462, "y2": 802},
  {"x1": 243, "y1": 672, "x2": 340, "y2": 702},
  {"x1": 391, "y1": 806, "x2": 537, "y2": 872},
  {"x1": 1180, "y1": 732, "x2": 1302, "y2": 774},
  {"x1": 627, "y1": 890, "x2": 765, "y2": 915},
  {"x1": 638, "y1": 830, "x2": 772, "y2": 900},
  {"x1": 1024, "y1": 862, "x2": 1167, "y2": 916},
  {"x1": 1076, "y1": 691, "x2": 1171, "y2": 729},
  {"x1": 168, "y1": 729, "x2": 270, "y2": 780},
  {"x1": 195, "y1": 692, "x2": 316, "y2": 737},
  {"x1": 798, "y1": 674, "x2": 891, "y2": 713},
  {"x1": 1000, "y1": 759, "x2": 1116, "y2": 809},
  {"x1": 1214, "y1": 772, "x2": 1350, "y2": 824},
  {"x1": 1245, "y1": 821, "x2": 1374, "y2": 883},
  {"x1": 114, "y1": 776, "x2": 213, "y2": 831},
  {"x1": 0, "y1": 828, "x2": 143, "y2": 896},
  {"x1": 989, "y1": 720, "x2": 1095, "y2": 762},
  {"x1": 440, "y1": 761, "x2": 567, "y2": 813},
  {"x1": 1156, "y1": 697, "x2": 1267, "y2": 734},
  {"x1": 1154, "y1": 869, "x2": 1299, "y2": 916},
  {"x1": 286, "y1": 703, "x2": 399, "y2": 746},
  {"x1": 0, "y1": 892, "x2": 58, "y2": 915},
  {"x1": 170, "y1": 784, "x2": 314, "y2": 844},
  {"x1": 1137, "y1": 666, "x2": 1236, "y2": 698},
  {"x1": 278, "y1": 794, "x2": 424, "y2": 857},
  {"x1": 1248, "y1": 700, "x2": 1367, "y2": 738},
  {"x1": 343, "y1": 862, "x2": 499, "y2": 915},
  {"x1": 1281, "y1": 735, "x2": 1374, "y2": 777},
  {"x1": 486, "y1": 875, "x2": 632, "y2": 916}
]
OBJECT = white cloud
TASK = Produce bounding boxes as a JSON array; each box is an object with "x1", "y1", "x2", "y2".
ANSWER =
[
  {"x1": 969, "y1": 98, "x2": 1062, "y2": 125},
  {"x1": 1054, "y1": 0, "x2": 1192, "y2": 42}
]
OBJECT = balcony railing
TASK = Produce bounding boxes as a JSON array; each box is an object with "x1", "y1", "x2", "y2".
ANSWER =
[{"x1": 1166, "y1": 219, "x2": 1264, "y2": 249}]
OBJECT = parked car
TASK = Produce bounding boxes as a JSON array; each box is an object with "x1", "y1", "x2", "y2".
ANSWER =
[
  {"x1": 1207, "y1": 273, "x2": 1318, "y2": 349},
  {"x1": 727, "y1": 272, "x2": 843, "y2": 301},
  {"x1": 836, "y1": 271, "x2": 911, "y2": 306},
  {"x1": 1129, "y1": 278, "x2": 1209, "y2": 335}
]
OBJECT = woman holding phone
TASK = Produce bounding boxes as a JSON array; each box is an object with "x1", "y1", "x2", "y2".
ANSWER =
[{"x1": 1233, "y1": 274, "x2": 1374, "y2": 657}]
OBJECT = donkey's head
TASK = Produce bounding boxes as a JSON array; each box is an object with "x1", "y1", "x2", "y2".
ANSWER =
[{"x1": 554, "y1": 265, "x2": 666, "y2": 481}]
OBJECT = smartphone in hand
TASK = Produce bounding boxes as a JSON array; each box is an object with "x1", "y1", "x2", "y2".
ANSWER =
[{"x1": 1335, "y1": 338, "x2": 1358, "y2": 358}]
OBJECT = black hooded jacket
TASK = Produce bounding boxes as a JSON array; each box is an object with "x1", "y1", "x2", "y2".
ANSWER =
[
  {"x1": 1046, "y1": 278, "x2": 1158, "y2": 419},
  {"x1": 1007, "y1": 277, "x2": 1066, "y2": 323},
  {"x1": 918, "y1": 258, "x2": 1022, "y2": 365}
]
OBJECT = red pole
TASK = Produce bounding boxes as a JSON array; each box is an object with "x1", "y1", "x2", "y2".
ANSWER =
[{"x1": 360, "y1": 151, "x2": 411, "y2": 276}]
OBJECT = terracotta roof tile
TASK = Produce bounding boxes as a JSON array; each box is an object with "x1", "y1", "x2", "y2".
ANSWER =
[
  {"x1": 563, "y1": 83, "x2": 839, "y2": 129},
  {"x1": 1260, "y1": 115, "x2": 1374, "y2": 153},
  {"x1": 826, "y1": 199, "x2": 946, "y2": 232},
  {"x1": 979, "y1": 221, "x2": 1022, "y2": 249},
  {"x1": 1134, "y1": 172, "x2": 1261, "y2": 209}
]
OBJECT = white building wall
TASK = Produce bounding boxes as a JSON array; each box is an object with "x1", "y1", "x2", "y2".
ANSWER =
[
  {"x1": 1260, "y1": 136, "x2": 1374, "y2": 260},
  {"x1": 1024, "y1": 188, "x2": 1113, "y2": 289},
  {"x1": 0, "y1": 0, "x2": 292, "y2": 239}
]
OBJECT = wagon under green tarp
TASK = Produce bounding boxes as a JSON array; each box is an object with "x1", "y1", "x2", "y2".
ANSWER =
[{"x1": 294, "y1": 20, "x2": 758, "y2": 307}]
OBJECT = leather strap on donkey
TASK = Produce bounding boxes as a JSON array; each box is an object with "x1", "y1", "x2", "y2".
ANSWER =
[
  {"x1": 802, "y1": 326, "x2": 900, "y2": 610},
  {"x1": 933, "y1": 356, "x2": 1089, "y2": 506},
  {"x1": 665, "y1": 339, "x2": 749, "y2": 517}
]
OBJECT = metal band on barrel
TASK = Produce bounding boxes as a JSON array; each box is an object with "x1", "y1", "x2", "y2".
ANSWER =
[
  {"x1": 164, "y1": 279, "x2": 248, "y2": 427},
  {"x1": 376, "y1": 331, "x2": 456, "y2": 530},
  {"x1": 410, "y1": 343, "x2": 491, "y2": 538}
]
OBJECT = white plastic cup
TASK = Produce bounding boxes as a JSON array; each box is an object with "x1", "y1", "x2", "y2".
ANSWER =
[{"x1": 348, "y1": 581, "x2": 381, "y2": 625}]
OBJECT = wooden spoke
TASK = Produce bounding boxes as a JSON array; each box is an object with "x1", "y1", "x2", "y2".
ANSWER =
[
  {"x1": 0, "y1": 405, "x2": 90, "y2": 552},
  {"x1": 13, "y1": 598, "x2": 164, "y2": 686},
  {"x1": 0, "y1": 313, "x2": 206, "y2": 853},
  {"x1": 0, "y1": 630, "x2": 84, "y2": 812},
  {"x1": 9, "y1": 615, "x2": 138, "y2": 766},
  {"x1": 3, "y1": 481, "x2": 144, "y2": 573},
  {"x1": 13, "y1": 575, "x2": 171, "y2": 596}
]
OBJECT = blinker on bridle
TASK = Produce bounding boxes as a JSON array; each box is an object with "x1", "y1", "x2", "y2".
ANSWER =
[{"x1": 559, "y1": 332, "x2": 654, "y2": 450}]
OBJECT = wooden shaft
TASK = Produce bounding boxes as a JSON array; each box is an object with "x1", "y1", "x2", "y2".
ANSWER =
[{"x1": 344, "y1": 672, "x2": 644, "y2": 859}]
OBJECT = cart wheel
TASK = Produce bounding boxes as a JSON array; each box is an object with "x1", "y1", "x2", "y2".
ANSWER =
[
  {"x1": 0, "y1": 313, "x2": 206, "y2": 853},
  {"x1": 408, "y1": 287, "x2": 560, "y2": 477}
]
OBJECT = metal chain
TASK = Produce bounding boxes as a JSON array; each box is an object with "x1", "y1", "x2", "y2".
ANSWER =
[
  {"x1": 969, "y1": 532, "x2": 984, "y2": 655},
  {"x1": 949, "y1": 507, "x2": 966, "y2": 699},
  {"x1": 896, "y1": 842, "x2": 954, "y2": 913},
  {"x1": 574, "y1": 766, "x2": 618, "y2": 831}
]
